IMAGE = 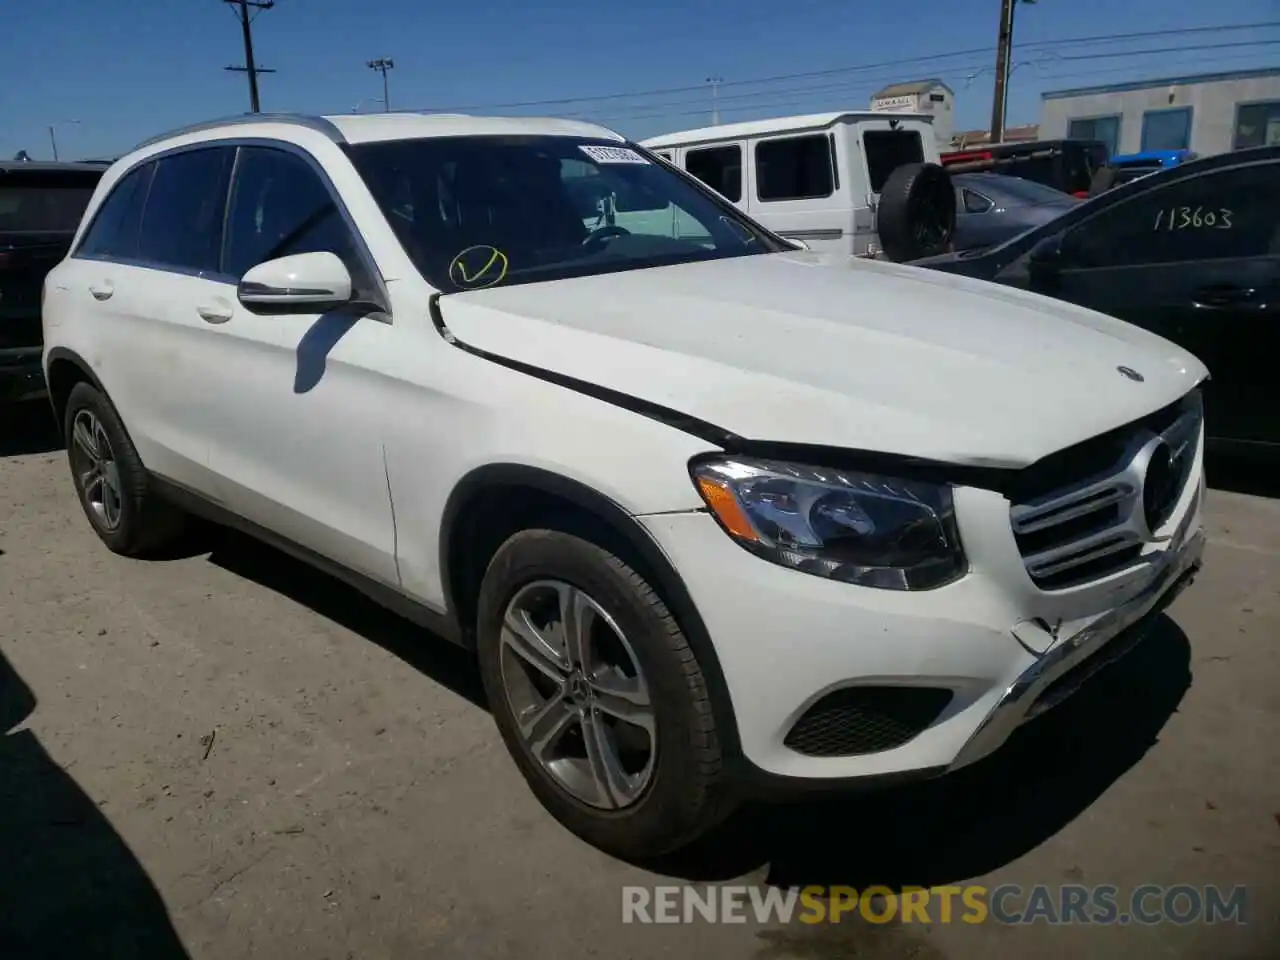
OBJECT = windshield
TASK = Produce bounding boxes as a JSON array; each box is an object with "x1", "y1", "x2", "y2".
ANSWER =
[
  {"x1": 345, "y1": 135, "x2": 784, "y2": 292},
  {"x1": 990, "y1": 176, "x2": 1074, "y2": 205}
]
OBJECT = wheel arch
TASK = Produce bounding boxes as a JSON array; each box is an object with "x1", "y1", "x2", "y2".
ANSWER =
[
  {"x1": 45, "y1": 347, "x2": 108, "y2": 437},
  {"x1": 439, "y1": 462, "x2": 743, "y2": 759}
]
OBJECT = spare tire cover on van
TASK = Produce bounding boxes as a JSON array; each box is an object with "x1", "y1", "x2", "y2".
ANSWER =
[{"x1": 876, "y1": 162, "x2": 956, "y2": 263}]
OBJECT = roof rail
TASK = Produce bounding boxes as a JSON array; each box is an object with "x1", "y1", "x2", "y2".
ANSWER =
[{"x1": 134, "y1": 113, "x2": 346, "y2": 151}]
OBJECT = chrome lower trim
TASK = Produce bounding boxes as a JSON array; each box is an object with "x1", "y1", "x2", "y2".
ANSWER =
[
  {"x1": 782, "y1": 228, "x2": 844, "y2": 241},
  {"x1": 948, "y1": 524, "x2": 1205, "y2": 772}
]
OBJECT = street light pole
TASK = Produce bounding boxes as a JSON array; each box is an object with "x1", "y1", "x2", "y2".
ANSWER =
[
  {"x1": 367, "y1": 58, "x2": 395, "y2": 112},
  {"x1": 47, "y1": 119, "x2": 80, "y2": 161},
  {"x1": 707, "y1": 76, "x2": 723, "y2": 125}
]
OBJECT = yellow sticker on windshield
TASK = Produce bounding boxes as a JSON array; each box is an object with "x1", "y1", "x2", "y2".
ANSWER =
[{"x1": 448, "y1": 245, "x2": 509, "y2": 289}]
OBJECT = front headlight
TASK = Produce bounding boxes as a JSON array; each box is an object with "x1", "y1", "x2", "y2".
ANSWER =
[{"x1": 690, "y1": 457, "x2": 966, "y2": 590}]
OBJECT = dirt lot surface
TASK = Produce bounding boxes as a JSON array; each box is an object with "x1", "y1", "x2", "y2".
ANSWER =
[{"x1": 1, "y1": 410, "x2": 1277, "y2": 960}]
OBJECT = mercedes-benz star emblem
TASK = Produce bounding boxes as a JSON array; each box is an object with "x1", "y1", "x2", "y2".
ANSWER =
[
  {"x1": 1117, "y1": 365, "x2": 1145, "y2": 382},
  {"x1": 1142, "y1": 440, "x2": 1178, "y2": 533}
]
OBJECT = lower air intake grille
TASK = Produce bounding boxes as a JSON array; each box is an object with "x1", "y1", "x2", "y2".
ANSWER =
[{"x1": 784, "y1": 686, "x2": 953, "y2": 757}]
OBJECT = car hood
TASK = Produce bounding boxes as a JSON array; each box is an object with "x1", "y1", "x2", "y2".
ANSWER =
[{"x1": 436, "y1": 252, "x2": 1208, "y2": 468}]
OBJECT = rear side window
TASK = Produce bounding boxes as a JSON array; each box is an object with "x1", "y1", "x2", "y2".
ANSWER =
[
  {"x1": 685, "y1": 145, "x2": 742, "y2": 202},
  {"x1": 77, "y1": 164, "x2": 154, "y2": 260},
  {"x1": 862, "y1": 130, "x2": 924, "y2": 193},
  {"x1": 1064, "y1": 163, "x2": 1280, "y2": 267},
  {"x1": 0, "y1": 172, "x2": 100, "y2": 233},
  {"x1": 136, "y1": 147, "x2": 234, "y2": 273},
  {"x1": 962, "y1": 188, "x2": 993, "y2": 213},
  {"x1": 755, "y1": 135, "x2": 834, "y2": 201}
]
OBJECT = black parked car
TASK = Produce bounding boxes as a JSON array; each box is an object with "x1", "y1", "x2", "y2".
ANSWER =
[
  {"x1": 914, "y1": 145, "x2": 1280, "y2": 456},
  {"x1": 0, "y1": 161, "x2": 104, "y2": 403}
]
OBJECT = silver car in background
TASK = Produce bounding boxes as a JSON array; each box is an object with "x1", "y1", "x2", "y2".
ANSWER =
[{"x1": 952, "y1": 172, "x2": 1082, "y2": 252}]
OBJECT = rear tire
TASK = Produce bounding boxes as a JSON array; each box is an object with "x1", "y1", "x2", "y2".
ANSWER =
[
  {"x1": 476, "y1": 528, "x2": 736, "y2": 859},
  {"x1": 876, "y1": 161, "x2": 957, "y2": 262},
  {"x1": 63, "y1": 381, "x2": 187, "y2": 557}
]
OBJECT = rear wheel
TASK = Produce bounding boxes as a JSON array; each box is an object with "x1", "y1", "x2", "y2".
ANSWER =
[
  {"x1": 476, "y1": 528, "x2": 735, "y2": 858},
  {"x1": 64, "y1": 382, "x2": 186, "y2": 556}
]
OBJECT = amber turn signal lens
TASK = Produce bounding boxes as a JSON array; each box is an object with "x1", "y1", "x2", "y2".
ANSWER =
[{"x1": 695, "y1": 476, "x2": 761, "y2": 542}]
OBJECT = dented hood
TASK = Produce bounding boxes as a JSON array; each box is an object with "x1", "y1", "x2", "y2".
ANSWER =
[{"x1": 437, "y1": 252, "x2": 1207, "y2": 468}]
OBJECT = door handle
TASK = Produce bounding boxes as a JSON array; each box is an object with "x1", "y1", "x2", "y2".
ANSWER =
[
  {"x1": 88, "y1": 282, "x2": 114, "y2": 301},
  {"x1": 1191, "y1": 286, "x2": 1266, "y2": 310},
  {"x1": 196, "y1": 303, "x2": 233, "y2": 324}
]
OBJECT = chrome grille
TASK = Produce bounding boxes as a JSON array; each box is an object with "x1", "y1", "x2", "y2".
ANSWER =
[{"x1": 1010, "y1": 391, "x2": 1203, "y2": 590}]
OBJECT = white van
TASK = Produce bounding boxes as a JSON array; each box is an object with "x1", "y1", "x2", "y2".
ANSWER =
[{"x1": 641, "y1": 111, "x2": 950, "y2": 261}]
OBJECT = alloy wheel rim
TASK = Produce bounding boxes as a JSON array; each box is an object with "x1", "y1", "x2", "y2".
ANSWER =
[
  {"x1": 498, "y1": 579, "x2": 656, "y2": 810},
  {"x1": 70, "y1": 409, "x2": 123, "y2": 531}
]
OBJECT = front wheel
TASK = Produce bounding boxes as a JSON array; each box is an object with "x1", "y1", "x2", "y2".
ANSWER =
[{"x1": 476, "y1": 528, "x2": 735, "y2": 859}]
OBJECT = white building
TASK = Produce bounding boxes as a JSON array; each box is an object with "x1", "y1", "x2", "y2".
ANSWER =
[
  {"x1": 1039, "y1": 67, "x2": 1280, "y2": 158},
  {"x1": 870, "y1": 79, "x2": 954, "y2": 147}
]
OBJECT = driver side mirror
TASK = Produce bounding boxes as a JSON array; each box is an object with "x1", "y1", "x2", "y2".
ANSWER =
[
  {"x1": 1027, "y1": 234, "x2": 1065, "y2": 274},
  {"x1": 238, "y1": 252, "x2": 353, "y2": 313}
]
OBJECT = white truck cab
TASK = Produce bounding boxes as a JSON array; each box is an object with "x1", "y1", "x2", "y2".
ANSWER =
[{"x1": 642, "y1": 111, "x2": 943, "y2": 259}]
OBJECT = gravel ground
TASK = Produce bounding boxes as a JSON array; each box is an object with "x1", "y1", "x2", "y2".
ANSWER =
[{"x1": 1, "y1": 407, "x2": 1277, "y2": 960}]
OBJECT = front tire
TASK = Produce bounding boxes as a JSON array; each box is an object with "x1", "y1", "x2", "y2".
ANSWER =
[
  {"x1": 63, "y1": 381, "x2": 186, "y2": 557},
  {"x1": 476, "y1": 528, "x2": 735, "y2": 859}
]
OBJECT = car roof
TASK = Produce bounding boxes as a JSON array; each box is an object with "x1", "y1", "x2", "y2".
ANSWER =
[
  {"x1": 0, "y1": 160, "x2": 108, "y2": 174},
  {"x1": 130, "y1": 111, "x2": 628, "y2": 153},
  {"x1": 1136, "y1": 143, "x2": 1277, "y2": 179},
  {"x1": 945, "y1": 138, "x2": 1105, "y2": 159},
  {"x1": 1110, "y1": 149, "x2": 1193, "y2": 166},
  {"x1": 641, "y1": 110, "x2": 932, "y2": 149},
  {"x1": 952, "y1": 172, "x2": 1014, "y2": 187},
  {"x1": 952, "y1": 171, "x2": 1074, "y2": 199}
]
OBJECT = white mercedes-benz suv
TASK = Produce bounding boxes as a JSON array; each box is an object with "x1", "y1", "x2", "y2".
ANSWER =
[{"x1": 42, "y1": 112, "x2": 1207, "y2": 858}]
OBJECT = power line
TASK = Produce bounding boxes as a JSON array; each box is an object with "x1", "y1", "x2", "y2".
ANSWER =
[
  {"x1": 223, "y1": 0, "x2": 276, "y2": 113},
  {"x1": 1054, "y1": 37, "x2": 1278, "y2": 61},
  {"x1": 594, "y1": 55, "x2": 1271, "y2": 130},
  {"x1": 575, "y1": 45, "x2": 1279, "y2": 128},
  {"x1": 561, "y1": 38, "x2": 1280, "y2": 124},
  {"x1": 408, "y1": 20, "x2": 1280, "y2": 113}
]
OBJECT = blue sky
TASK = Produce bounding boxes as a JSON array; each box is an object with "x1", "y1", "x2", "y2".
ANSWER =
[{"x1": 2, "y1": 0, "x2": 1276, "y2": 160}]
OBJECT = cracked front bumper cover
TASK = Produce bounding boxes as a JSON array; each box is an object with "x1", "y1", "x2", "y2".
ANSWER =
[{"x1": 948, "y1": 525, "x2": 1205, "y2": 773}]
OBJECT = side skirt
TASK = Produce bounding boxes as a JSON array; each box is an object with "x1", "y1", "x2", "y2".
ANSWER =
[{"x1": 149, "y1": 474, "x2": 467, "y2": 648}]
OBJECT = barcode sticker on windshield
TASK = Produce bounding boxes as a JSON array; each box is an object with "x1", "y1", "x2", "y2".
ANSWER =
[{"x1": 579, "y1": 145, "x2": 649, "y2": 164}]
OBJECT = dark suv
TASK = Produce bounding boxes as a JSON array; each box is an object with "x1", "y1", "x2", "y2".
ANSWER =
[
  {"x1": 1, "y1": 161, "x2": 103, "y2": 402},
  {"x1": 940, "y1": 139, "x2": 1110, "y2": 198}
]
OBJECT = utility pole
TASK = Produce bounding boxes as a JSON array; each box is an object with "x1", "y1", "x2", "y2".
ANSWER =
[
  {"x1": 367, "y1": 58, "x2": 395, "y2": 112},
  {"x1": 224, "y1": 0, "x2": 276, "y2": 113},
  {"x1": 707, "y1": 76, "x2": 723, "y2": 125},
  {"x1": 989, "y1": 0, "x2": 1035, "y2": 144}
]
